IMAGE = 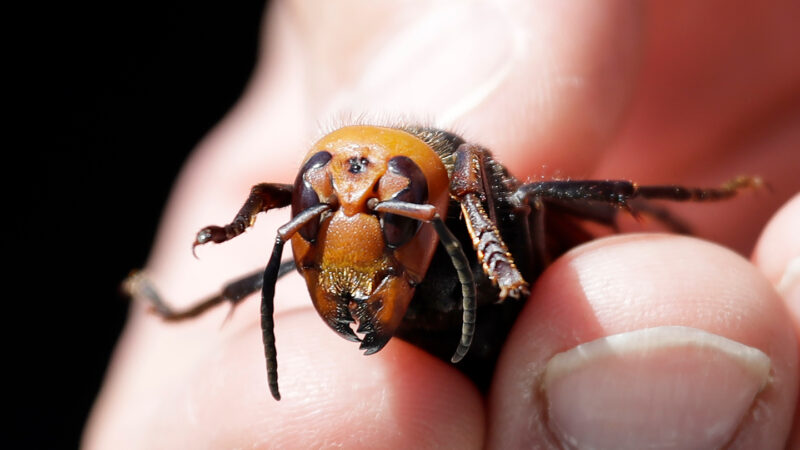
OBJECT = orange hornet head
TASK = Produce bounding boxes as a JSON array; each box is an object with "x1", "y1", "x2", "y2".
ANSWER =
[{"x1": 289, "y1": 126, "x2": 450, "y2": 354}]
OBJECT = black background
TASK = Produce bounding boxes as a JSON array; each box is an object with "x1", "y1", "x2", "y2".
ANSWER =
[{"x1": 18, "y1": 2, "x2": 267, "y2": 447}]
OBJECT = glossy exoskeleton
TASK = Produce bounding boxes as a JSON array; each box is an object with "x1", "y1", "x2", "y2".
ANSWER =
[{"x1": 127, "y1": 125, "x2": 759, "y2": 400}]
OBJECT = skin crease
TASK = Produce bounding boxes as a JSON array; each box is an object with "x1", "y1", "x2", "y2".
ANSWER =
[{"x1": 84, "y1": 1, "x2": 800, "y2": 449}]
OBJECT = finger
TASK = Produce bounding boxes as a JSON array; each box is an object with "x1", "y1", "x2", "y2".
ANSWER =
[
  {"x1": 488, "y1": 234, "x2": 797, "y2": 448},
  {"x1": 284, "y1": 2, "x2": 645, "y2": 179},
  {"x1": 753, "y1": 193, "x2": 800, "y2": 290},
  {"x1": 752, "y1": 193, "x2": 800, "y2": 447},
  {"x1": 86, "y1": 308, "x2": 483, "y2": 449}
]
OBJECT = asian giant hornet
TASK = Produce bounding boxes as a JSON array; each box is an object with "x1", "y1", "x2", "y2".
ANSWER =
[{"x1": 126, "y1": 125, "x2": 760, "y2": 400}]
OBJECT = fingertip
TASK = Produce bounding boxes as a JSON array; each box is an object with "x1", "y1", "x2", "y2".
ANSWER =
[
  {"x1": 753, "y1": 193, "x2": 800, "y2": 448},
  {"x1": 753, "y1": 192, "x2": 800, "y2": 296},
  {"x1": 488, "y1": 234, "x2": 797, "y2": 449}
]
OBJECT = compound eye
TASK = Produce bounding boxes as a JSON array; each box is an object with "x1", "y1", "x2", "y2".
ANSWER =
[
  {"x1": 381, "y1": 156, "x2": 428, "y2": 248},
  {"x1": 292, "y1": 151, "x2": 332, "y2": 242}
]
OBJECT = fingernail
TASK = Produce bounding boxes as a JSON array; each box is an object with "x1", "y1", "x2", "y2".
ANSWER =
[{"x1": 542, "y1": 326, "x2": 771, "y2": 449}]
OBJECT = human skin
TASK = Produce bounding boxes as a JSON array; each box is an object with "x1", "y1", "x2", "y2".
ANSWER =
[{"x1": 84, "y1": 1, "x2": 800, "y2": 448}]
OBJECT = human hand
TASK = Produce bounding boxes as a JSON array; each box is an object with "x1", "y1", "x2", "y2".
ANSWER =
[{"x1": 85, "y1": 1, "x2": 800, "y2": 448}]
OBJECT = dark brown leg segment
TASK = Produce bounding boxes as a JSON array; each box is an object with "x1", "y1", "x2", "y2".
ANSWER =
[
  {"x1": 516, "y1": 176, "x2": 761, "y2": 208},
  {"x1": 193, "y1": 183, "x2": 293, "y2": 253},
  {"x1": 124, "y1": 260, "x2": 297, "y2": 320},
  {"x1": 450, "y1": 143, "x2": 528, "y2": 300},
  {"x1": 517, "y1": 176, "x2": 761, "y2": 265}
]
